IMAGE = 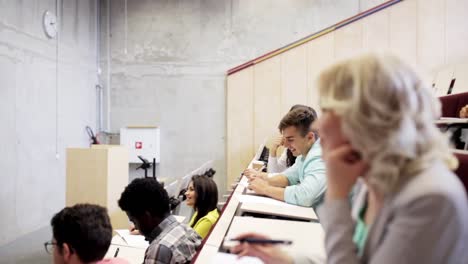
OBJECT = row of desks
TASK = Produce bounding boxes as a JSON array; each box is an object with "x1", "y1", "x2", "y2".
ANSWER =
[
  {"x1": 103, "y1": 157, "x2": 326, "y2": 263},
  {"x1": 193, "y1": 160, "x2": 326, "y2": 263}
]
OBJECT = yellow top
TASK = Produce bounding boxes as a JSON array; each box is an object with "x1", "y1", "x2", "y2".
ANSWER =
[{"x1": 188, "y1": 208, "x2": 220, "y2": 239}]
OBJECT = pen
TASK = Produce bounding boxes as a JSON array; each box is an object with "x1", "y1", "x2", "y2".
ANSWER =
[
  {"x1": 227, "y1": 238, "x2": 293, "y2": 245},
  {"x1": 114, "y1": 247, "x2": 120, "y2": 257}
]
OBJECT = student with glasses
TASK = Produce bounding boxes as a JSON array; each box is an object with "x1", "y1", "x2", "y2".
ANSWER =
[{"x1": 45, "y1": 204, "x2": 128, "y2": 264}]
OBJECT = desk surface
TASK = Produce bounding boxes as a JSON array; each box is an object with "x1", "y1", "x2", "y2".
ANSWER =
[
  {"x1": 192, "y1": 244, "x2": 220, "y2": 263},
  {"x1": 435, "y1": 118, "x2": 468, "y2": 125},
  {"x1": 105, "y1": 244, "x2": 145, "y2": 264},
  {"x1": 194, "y1": 154, "x2": 323, "y2": 263},
  {"x1": 224, "y1": 216, "x2": 326, "y2": 261},
  {"x1": 237, "y1": 194, "x2": 318, "y2": 221}
]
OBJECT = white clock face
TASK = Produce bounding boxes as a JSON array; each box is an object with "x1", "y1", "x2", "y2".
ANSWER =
[{"x1": 43, "y1": 11, "x2": 57, "y2": 39}]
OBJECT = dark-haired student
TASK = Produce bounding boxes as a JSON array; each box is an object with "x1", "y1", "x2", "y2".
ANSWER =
[
  {"x1": 244, "y1": 107, "x2": 327, "y2": 208},
  {"x1": 118, "y1": 178, "x2": 201, "y2": 264},
  {"x1": 185, "y1": 175, "x2": 220, "y2": 238},
  {"x1": 266, "y1": 105, "x2": 318, "y2": 174},
  {"x1": 46, "y1": 204, "x2": 128, "y2": 264}
]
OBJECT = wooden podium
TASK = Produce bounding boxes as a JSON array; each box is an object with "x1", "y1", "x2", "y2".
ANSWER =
[{"x1": 66, "y1": 145, "x2": 129, "y2": 229}]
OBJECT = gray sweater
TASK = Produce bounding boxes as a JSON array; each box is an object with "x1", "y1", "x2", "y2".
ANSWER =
[{"x1": 304, "y1": 161, "x2": 468, "y2": 264}]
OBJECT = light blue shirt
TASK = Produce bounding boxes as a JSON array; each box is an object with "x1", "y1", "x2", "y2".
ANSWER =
[{"x1": 283, "y1": 139, "x2": 327, "y2": 208}]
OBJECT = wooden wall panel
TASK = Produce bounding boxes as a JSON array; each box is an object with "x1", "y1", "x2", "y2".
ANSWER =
[
  {"x1": 362, "y1": 9, "x2": 390, "y2": 50},
  {"x1": 253, "y1": 57, "x2": 282, "y2": 151},
  {"x1": 446, "y1": 0, "x2": 468, "y2": 65},
  {"x1": 280, "y1": 45, "x2": 308, "y2": 114},
  {"x1": 226, "y1": 68, "x2": 254, "y2": 188},
  {"x1": 452, "y1": 62, "x2": 468, "y2": 94},
  {"x1": 417, "y1": 0, "x2": 445, "y2": 73},
  {"x1": 434, "y1": 67, "x2": 454, "y2": 96},
  {"x1": 359, "y1": 0, "x2": 388, "y2": 11},
  {"x1": 226, "y1": 0, "x2": 468, "y2": 188},
  {"x1": 334, "y1": 20, "x2": 364, "y2": 59},
  {"x1": 389, "y1": 0, "x2": 417, "y2": 65},
  {"x1": 306, "y1": 32, "x2": 335, "y2": 112}
]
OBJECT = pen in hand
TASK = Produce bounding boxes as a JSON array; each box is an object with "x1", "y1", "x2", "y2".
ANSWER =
[
  {"x1": 114, "y1": 247, "x2": 120, "y2": 257},
  {"x1": 226, "y1": 238, "x2": 293, "y2": 245}
]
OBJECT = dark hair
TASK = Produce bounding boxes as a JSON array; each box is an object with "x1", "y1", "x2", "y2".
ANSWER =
[
  {"x1": 286, "y1": 149, "x2": 296, "y2": 167},
  {"x1": 118, "y1": 178, "x2": 170, "y2": 218},
  {"x1": 279, "y1": 107, "x2": 317, "y2": 136},
  {"x1": 281, "y1": 105, "x2": 316, "y2": 166},
  {"x1": 289, "y1": 104, "x2": 317, "y2": 118},
  {"x1": 51, "y1": 204, "x2": 112, "y2": 263},
  {"x1": 190, "y1": 175, "x2": 218, "y2": 228}
]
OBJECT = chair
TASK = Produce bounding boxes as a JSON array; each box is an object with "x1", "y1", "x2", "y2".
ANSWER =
[
  {"x1": 439, "y1": 91, "x2": 468, "y2": 118},
  {"x1": 453, "y1": 150, "x2": 468, "y2": 198}
]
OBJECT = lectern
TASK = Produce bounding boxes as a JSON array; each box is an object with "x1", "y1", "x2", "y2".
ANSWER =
[{"x1": 66, "y1": 145, "x2": 129, "y2": 229}]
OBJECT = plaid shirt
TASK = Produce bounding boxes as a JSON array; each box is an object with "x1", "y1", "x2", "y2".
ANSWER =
[{"x1": 144, "y1": 215, "x2": 201, "y2": 264}]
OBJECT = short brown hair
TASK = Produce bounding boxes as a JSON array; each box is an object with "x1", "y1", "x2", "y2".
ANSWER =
[
  {"x1": 51, "y1": 204, "x2": 112, "y2": 262},
  {"x1": 278, "y1": 107, "x2": 317, "y2": 136}
]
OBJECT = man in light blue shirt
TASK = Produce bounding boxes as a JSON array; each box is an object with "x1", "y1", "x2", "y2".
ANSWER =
[{"x1": 247, "y1": 107, "x2": 326, "y2": 208}]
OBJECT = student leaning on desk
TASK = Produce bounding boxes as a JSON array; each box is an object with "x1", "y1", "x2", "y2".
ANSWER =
[
  {"x1": 45, "y1": 204, "x2": 129, "y2": 264},
  {"x1": 266, "y1": 105, "x2": 318, "y2": 174},
  {"x1": 118, "y1": 178, "x2": 201, "y2": 264},
  {"x1": 232, "y1": 53, "x2": 468, "y2": 264},
  {"x1": 243, "y1": 106, "x2": 327, "y2": 208}
]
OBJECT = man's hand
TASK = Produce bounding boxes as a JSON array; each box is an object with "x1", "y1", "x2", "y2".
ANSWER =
[
  {"x1": 248, "y1": 178, "x2": 270, "y2": 195},
  {"x1": 268, "y1": 135, "x2": 284, "y2": 157},
  {"x1": 230, "y1": 232, "x2": 293, "y2": 264},
  {"x1": 460, "y1": 105, "x2": 468, "y2": 118},
  {"x1": 243, "y1": 168, "x2": 267, "y2": 181}
]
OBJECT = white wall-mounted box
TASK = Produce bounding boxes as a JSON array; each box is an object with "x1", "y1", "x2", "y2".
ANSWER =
[{"x1": 120, "y1": 126, "x2": 160, "y2": 163}]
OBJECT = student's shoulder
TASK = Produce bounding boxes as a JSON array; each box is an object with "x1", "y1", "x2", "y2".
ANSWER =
[
  {"x1": 197, "y1": 210, "x2": 220, "y2": 226},
  {"x1": 208, "y1": 210, "x2": 220, "y2": 223}
]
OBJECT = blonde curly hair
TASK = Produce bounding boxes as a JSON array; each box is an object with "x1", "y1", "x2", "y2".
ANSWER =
[{"x1": 317, "y1": 53, "x2": 455, "y2": 194}]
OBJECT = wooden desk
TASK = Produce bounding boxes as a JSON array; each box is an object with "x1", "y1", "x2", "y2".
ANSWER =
[
  {"x1": 237, "y1": 194, "x2": 318, "y2": 221},
  {"x1": 224, "y1": 216, "x2": 326, "y2": 262},
  {"x1": 193, "y1": 245, "x2": 220, "y2": 263},
  {"x1": 435, "y1": 118, "x2": 468, "y2": 125},
  {"x1": 193, "y1": 150, "x2": 324, "y2": 263},
  {"x1": 105, "y1": 244, "x2": 145, "y2": 264}
]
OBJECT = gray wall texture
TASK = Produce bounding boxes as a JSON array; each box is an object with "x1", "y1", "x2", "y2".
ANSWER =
[
  {"x1": 0, "y1": 0, "x2": 98, "y2": 246},
  {"x1": 0, "y1": 0, "x2": 386, "y2": 248},
  {"x1": 102, "y1": 0, "x2": 385, "y2": 192}
]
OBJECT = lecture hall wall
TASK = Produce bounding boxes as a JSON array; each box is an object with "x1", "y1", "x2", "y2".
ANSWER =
[{"x1": 226, "y1": 0, "x2": 468, "y2": 187}]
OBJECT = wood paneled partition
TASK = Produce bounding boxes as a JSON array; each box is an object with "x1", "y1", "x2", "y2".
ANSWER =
[{"x1": 226, "y1": 0, "x2": 468, "y2": 188}]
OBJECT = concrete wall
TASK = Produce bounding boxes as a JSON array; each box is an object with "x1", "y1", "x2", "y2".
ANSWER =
[
  {"x1": 0, "y1": 0, "x2": 386, "y2": 246},
  {"x1": 103, "y1": 0, "x2": 385, "y2": 190},
  {"x1": 0, "y1": 0, "x2": 98, "y2": 246}
]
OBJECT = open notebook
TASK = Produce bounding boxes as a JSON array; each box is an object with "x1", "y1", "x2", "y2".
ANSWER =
[{"x1": 114, "y1": 230, "x2": 149, "y2": 249}]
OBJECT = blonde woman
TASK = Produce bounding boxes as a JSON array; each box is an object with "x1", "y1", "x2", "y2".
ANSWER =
[{"x1": 232, "y1": 53, "x2": 468, "y2": 263}]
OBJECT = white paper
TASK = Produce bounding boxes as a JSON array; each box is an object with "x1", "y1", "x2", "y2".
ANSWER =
[
  {"x1": 115, "y1": 229, "x2": 149, "y2": 249},
  {"x1": 173, "y1": 215, "x2": 186, "y2": 223},
  {"x1": 210, "y1": 252, "x2": 264, "y2": 264},
  {"x1": 105, "y1": 244, "x2": 145, "y2": 264},
  {"x1": 236, "y1": 194, "x2": 298, "y2": 208}
]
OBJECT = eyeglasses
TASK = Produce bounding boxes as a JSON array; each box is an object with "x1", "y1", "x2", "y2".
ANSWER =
[{"x1": 44, "y1": 241, "x2": 57, "y2": 254}]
